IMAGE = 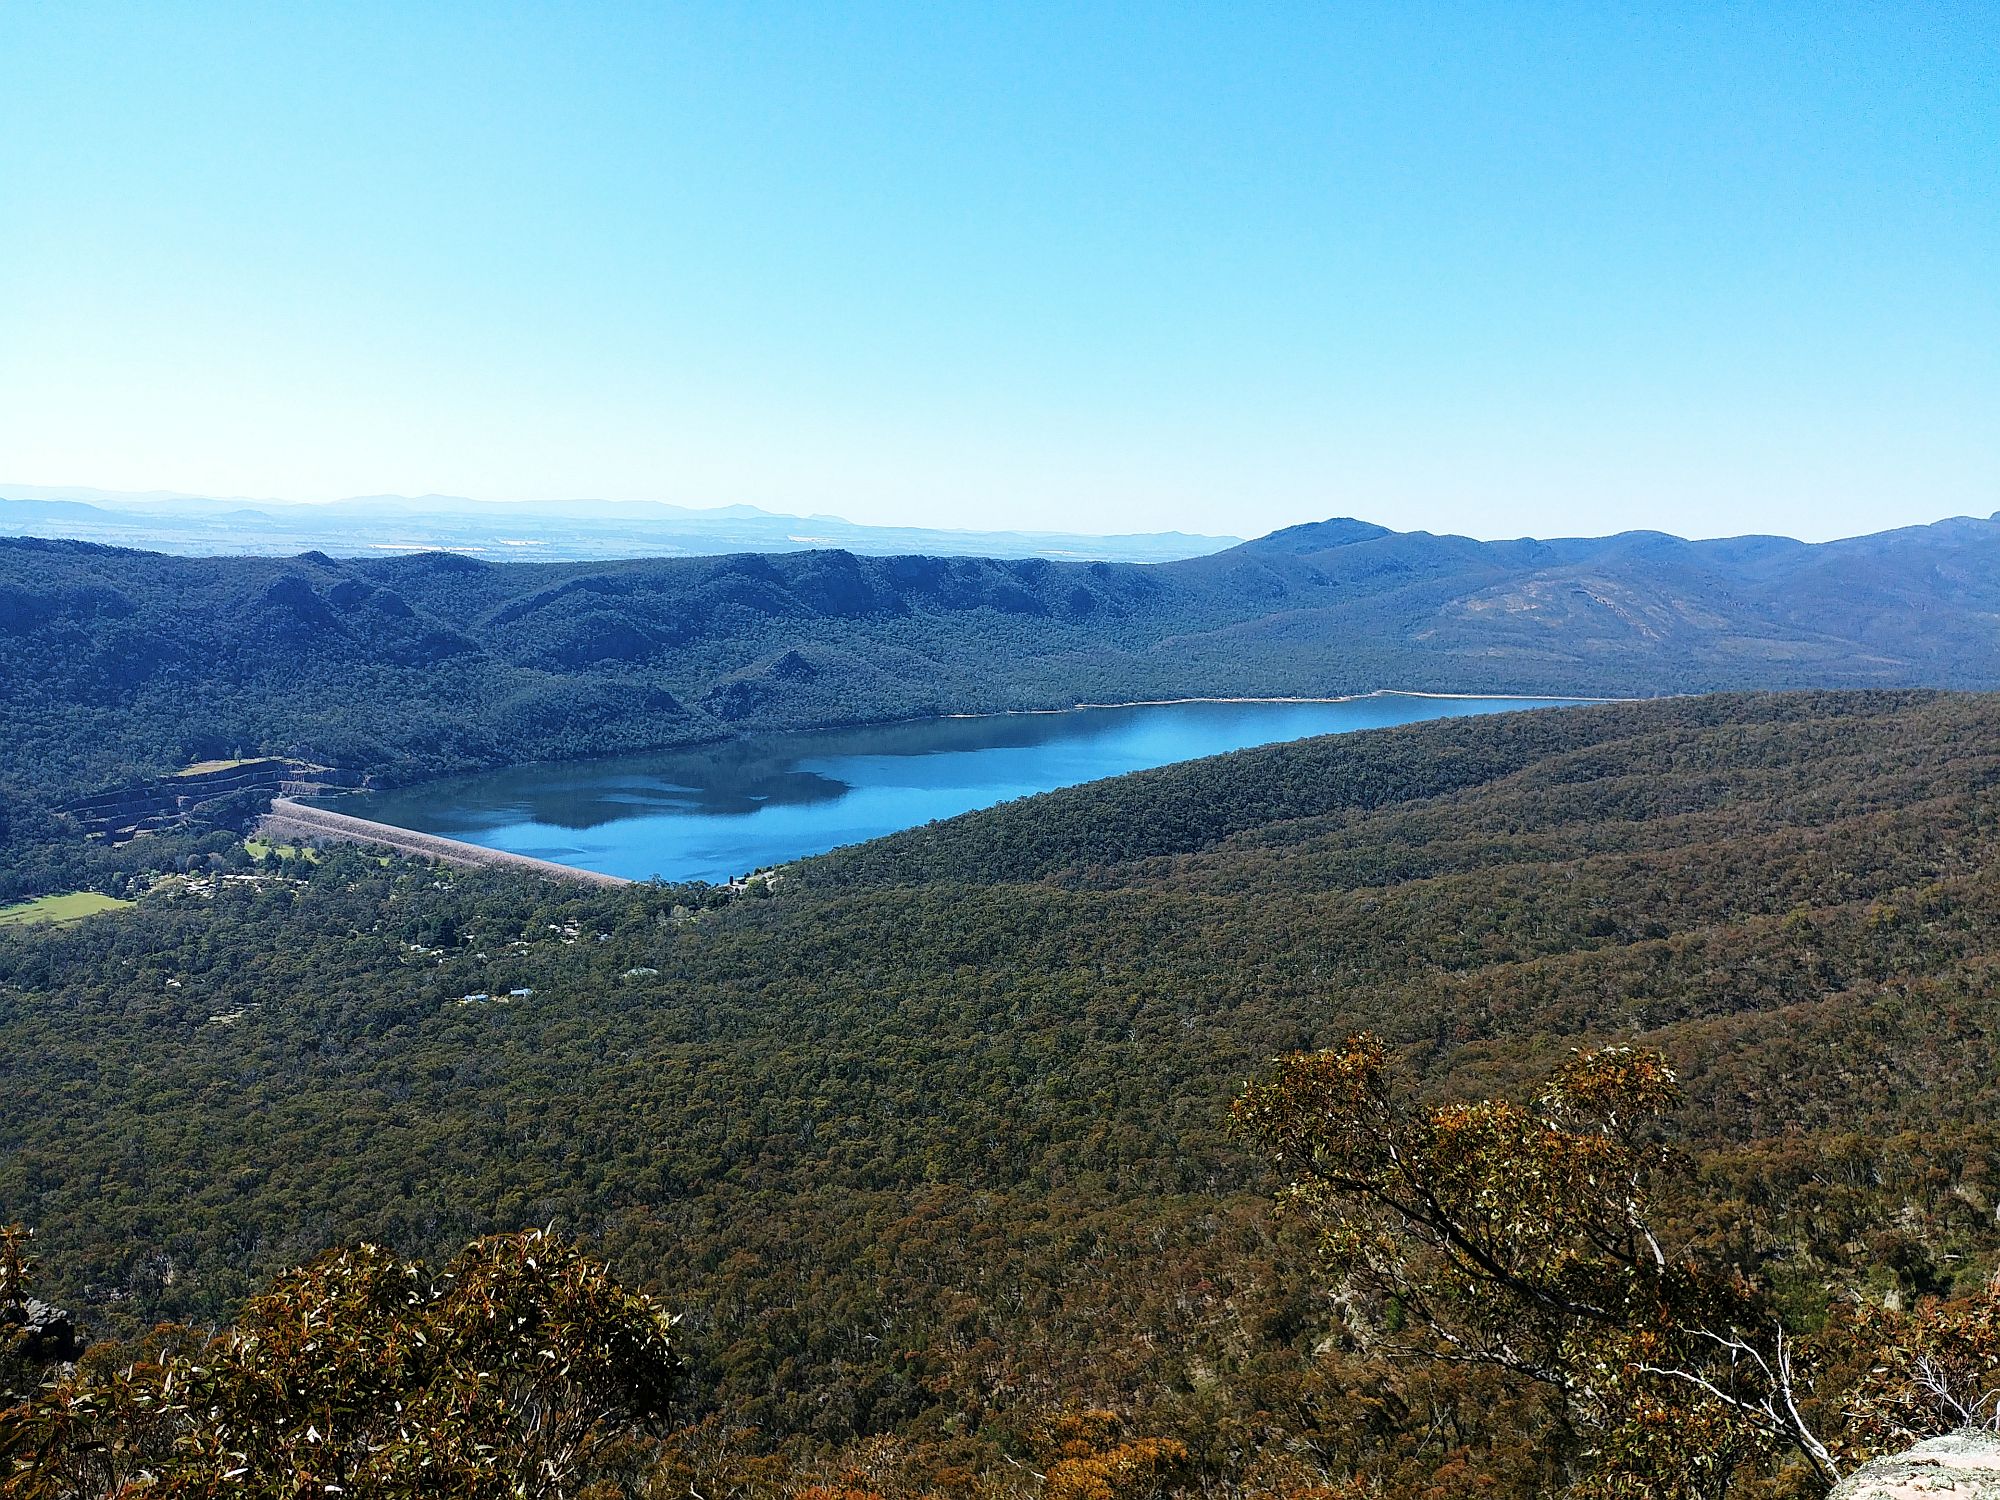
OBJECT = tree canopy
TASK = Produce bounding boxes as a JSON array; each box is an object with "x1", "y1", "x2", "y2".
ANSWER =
[{"x1": 0, "y1": 1230, "x2": 677, "y2": 1498}]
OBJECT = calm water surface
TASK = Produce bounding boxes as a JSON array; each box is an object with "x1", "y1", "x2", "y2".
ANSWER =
[{"x1": 333, "y1": 695, "x2": 1575, "y2": 883}]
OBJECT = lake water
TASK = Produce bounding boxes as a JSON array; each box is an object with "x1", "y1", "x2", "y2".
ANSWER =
[{"x1": 331, "y1": 695, "x2": 1576, "y2": 883}]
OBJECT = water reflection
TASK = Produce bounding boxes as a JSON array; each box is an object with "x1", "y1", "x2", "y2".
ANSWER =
[{"x1": 328, "y1": 696, "x2": 1575, "y2": 883}]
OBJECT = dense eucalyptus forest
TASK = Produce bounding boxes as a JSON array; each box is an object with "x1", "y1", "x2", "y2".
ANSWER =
[
  {"x1": 8, "y1": 0, "x2": 1992, "y2": 1489},
  {"x1": 7, "y1": 690, "x2": 2000, "y2": 1494}
]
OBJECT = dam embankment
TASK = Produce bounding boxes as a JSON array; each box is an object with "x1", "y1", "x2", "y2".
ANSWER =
[{"x1": 256, "y1": 798, "x2": 629, "y2": 887}]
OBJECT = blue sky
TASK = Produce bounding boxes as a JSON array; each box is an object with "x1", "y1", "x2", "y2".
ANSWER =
[{"x1": 1, "y1": 3, "x2": 1993, "y2": 541}]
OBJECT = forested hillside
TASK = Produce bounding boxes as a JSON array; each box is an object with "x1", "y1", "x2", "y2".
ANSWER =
[
  {"x1": 6, "y1": 692, "x2": 2000, "y2": 1494},
  {"x1": 5, "y1": 512, "x2": 2000, "y2": 807}
]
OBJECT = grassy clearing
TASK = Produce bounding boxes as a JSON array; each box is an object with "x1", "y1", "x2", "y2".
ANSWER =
[
  {"x1": 0, "y1": 891, "x2": 136, "y2": 928},
  {"x1": 244, "y1": 838, "x2": 318, "y2": 862},
  {"x1": 174, "y1": 757, "x2": 269, "y2": 777}
]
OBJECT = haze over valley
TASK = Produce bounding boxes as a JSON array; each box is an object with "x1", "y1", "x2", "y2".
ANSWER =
[{"x1": 0, "y1": 485, "x2": 1240, "y2": 565}]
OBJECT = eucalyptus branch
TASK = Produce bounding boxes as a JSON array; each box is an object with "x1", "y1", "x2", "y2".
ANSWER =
[{"x1": 1637, "y1": 1326, "x2": 1840, "y2": 1483}]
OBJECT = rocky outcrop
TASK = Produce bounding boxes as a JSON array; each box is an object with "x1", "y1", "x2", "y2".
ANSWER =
[
  {"x1": 1832, "y1": 1432, "x2": 2000, "y2": 1497},
  {"x1": 2, "y1": 1295, "x2": 82, "y2": 1365}
]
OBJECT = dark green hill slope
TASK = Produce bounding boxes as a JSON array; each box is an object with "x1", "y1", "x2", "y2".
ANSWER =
[
  {"x1": 5, "y1": 691, "x2": 2000, "y2": 1492},
  {"x1": 4, "y1": 512, "x2": 2000, "y2": 802},
  {"x1": 804, "y1": 690, "x2": 1956, "y2": 886}
]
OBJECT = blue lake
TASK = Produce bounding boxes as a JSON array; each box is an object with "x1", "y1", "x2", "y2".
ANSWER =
[{"x1": 332, "y1": 694, "x2": 1578, "y2": 883}]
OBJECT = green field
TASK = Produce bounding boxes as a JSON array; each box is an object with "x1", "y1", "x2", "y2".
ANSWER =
[
  {"x1": 0, "y1": 891, "x2": 136, "y2": 927},
  {"x1": 244, "y1": 837, "x2": 314, "y2": 861}
]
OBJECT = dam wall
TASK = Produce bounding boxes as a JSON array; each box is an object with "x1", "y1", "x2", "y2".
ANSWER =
[{"x1": 257, "y1": 798, "x2": 630, "y2": 888}]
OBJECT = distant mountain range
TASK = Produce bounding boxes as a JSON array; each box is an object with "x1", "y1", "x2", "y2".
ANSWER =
[
  {"x1": 3, "y1": 510, "x2": 1999, "y2": 802},
  {"x1": 0, "y1": 485, "x2": 1237, "y2": 565}
]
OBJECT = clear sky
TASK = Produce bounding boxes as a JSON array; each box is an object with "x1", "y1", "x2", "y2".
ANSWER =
[{"x1": 1, "y1": 3, "x2": 1993, "y2": 542}]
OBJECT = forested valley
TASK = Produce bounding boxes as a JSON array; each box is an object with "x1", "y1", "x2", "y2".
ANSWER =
[
  {"x1": 7, "y1": 512, "x2": 2000, "y2": 821},
  {"x1": 8, "y1": 691, "x2": 2000, "y2": 1495}
]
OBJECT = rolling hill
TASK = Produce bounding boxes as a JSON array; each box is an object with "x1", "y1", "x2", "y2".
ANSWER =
[
  {"x1": 4, "y1": 690, "x2": 2000, "y2": 1495},
  {"x1": 4, "y1": 512, "x2": 1999, "y2": 809}
]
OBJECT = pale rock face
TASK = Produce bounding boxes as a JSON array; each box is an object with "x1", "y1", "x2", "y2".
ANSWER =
[{"x1": 1831, "y1": 1432, "x2": 2000, "y2": 1498}]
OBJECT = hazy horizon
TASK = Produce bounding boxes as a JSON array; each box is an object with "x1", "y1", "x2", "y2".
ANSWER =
[{"x1": 7, "y1": 479, "x2": 1998, "y2": 550}]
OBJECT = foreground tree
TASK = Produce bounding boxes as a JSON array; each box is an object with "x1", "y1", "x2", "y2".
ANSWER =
[
  {"x1": 0, "y1": 1228, "x2": 678, "y2": 1499},
  {"x1": 1233, "y1": 1036, "x2": 1848, "y2": 1497}
]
